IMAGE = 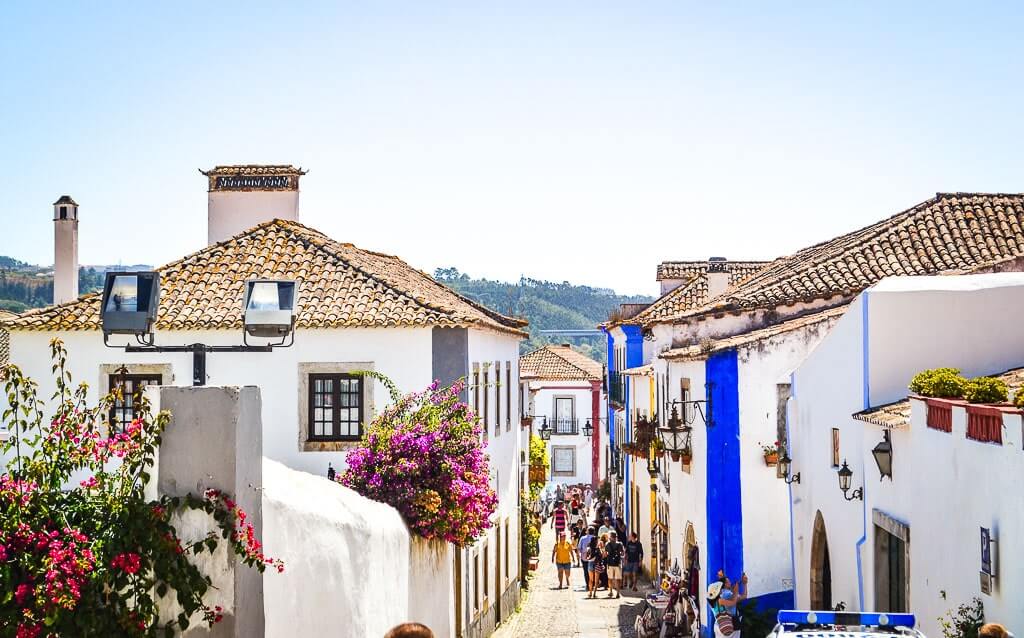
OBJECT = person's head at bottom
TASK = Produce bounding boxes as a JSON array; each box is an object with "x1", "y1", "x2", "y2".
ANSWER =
[
  {"x1": 980, "y1": 625, "x2": 1011, "y2": 638},
  {"x1": 385, "y1": 622, "x2": 434, "y2": 638}
]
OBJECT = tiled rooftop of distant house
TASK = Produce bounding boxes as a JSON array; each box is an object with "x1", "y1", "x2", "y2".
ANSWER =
[
  {"x1": 660, "y1": 306, "x2": 848, "y2": 361},
  {"x1": 634, "y1": 261, "x2": 770, "y2": 325},
  {"x1": 641, "y1": 193, "x2": 1024, "y2": 326},
  {"x1": 519, "y1": 344, "x2": 604, "y2": 381}
]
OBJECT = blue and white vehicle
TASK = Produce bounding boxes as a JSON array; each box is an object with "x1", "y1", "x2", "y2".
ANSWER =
[{"x1": 770, "y1": 611, "x2": 926, "y2": 638}]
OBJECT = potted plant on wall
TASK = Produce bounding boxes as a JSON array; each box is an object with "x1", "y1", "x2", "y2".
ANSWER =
[
  {"x1": 760, "y1": 441, "x2": 781, "y2": 466},
  {"x1": 678, "y1": 445, "x2": 693, "y2": 465}
]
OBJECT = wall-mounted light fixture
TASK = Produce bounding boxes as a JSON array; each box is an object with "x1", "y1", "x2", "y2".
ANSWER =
[
  {"x1": 583, "y1": 418, "x2": 594, "y2": 440},
  {"x1": 778, "y1": 450, "x2": 801, "y2": 484},
  {"x1": 102, "y1": 272, "x2": 298, "y2": 386},
  {"x1": 871, "y1": 430, "x2": 893, "y2": 480},
  {"x1": 669, "y1": 382, "x2": 714, "y2": 429},
  {"x1": 837, "y1": 460, "x2": 863, "y2": 501},
  {"x1": 659, "y1": 405, "x2": 693, "y2": 462},
  {"x1": 539, "y1": 417, "x2": 552, "y2": 441}
]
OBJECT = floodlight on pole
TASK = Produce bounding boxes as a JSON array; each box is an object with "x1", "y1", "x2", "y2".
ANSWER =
[{"x1": 101, "y1": 272, "x2": 298, "y2": 386}]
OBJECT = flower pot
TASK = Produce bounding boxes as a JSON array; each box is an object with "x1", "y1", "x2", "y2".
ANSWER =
[
  {"x1": 763, "y1": 452, "x2": 778, "y2": 466},
  {"x1": 670, "y1": 451, "x2": 681, "y2": 462},
  {"x1": 521, "y1": 416, "x2": 534, "y2": 429},
  {"x1": 528, "y1": 557, "x2": 540, "y2": 571},
  {"x1": 680, "y1": 453, "x2": 692, "y2": 465}
]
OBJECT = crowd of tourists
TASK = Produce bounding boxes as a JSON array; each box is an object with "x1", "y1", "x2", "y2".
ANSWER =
[{"x1": 544, "y1": 483, "x2": 643, "y2": 600}]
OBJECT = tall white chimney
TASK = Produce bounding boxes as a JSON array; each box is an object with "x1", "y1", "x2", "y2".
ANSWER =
[
  {"x1": 707, "y1": 257, "x2": 730, "y2": 300},
  {"x1": 53, "y1": 195, "x2": 79, "y2": 305},
  {"x1": 201, "y1": 165, "x2": 305, "y2": 245}
]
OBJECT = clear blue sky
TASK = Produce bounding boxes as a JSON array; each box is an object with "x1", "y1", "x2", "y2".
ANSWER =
[{"x1": 2, "y1": 2, "x2": 1022, "y2": 295}]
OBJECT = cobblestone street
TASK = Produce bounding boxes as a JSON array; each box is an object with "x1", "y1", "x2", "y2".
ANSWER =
[{"x1": 494, "y1": 524, "x2": 652, "y2": 638}]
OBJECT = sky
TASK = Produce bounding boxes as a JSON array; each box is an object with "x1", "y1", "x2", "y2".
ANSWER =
[{"x1": 2, "y1": 2, "x2": 1023, "y2": 297}]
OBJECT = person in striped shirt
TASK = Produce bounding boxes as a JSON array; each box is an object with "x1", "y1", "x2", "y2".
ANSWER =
[{"x1": 550, "y1": 501, "x2": 568, "y2": 535}]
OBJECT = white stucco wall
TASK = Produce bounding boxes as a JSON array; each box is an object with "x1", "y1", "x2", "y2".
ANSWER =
[
  {"x1": 207, "y1": 190, "x2": 300, "y2": 245},
  {"x1": 5, "y1": 324, "x2": 521, "y2": 637},
  {"x1": 261, "y1": 458, "x2": 454, "y2": 638},
  {"x1": 788, "y1": 301, "x2": 866, "y2": 612},
  {"x1": 870, "y1": 401, "x2": 1023, "y2": 636},
  {"x1": 790, "y1": 274, "x2": 1024, "y2": 631},
  {"x1": 459, "y1": 329, "x2": 522, "y2": 634},
  {"x1": 4, "y1": 327, "x2": 435, "y2": 476}
]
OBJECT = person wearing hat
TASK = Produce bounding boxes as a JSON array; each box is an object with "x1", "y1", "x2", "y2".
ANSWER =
[{"x1": 707, "y1": 573, "x2": 747, "y2": 638}]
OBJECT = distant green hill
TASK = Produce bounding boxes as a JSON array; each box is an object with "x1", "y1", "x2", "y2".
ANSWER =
[
  {"x1": 434, "y1": 267, "x2": 653, "y2": 360},
  {"x1": 0, "y1": 256, "x2": 139, "y2": 313}
]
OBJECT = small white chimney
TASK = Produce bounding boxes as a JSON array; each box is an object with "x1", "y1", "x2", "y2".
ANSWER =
[
  {"x1": 53, "y1": 195, "x2": 79, "y2": 305},
  {"x1": 201, "y1": 165, "x2": 305, "y2": 245},
  {"x1": 706, "y1": 257, "x2": 729, "y2": 300}
]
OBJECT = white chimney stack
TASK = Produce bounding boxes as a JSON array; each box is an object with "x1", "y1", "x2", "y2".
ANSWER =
[
  {"x1": 53, "y1": 195, "x2": 79, "y2": 305},
  {"x1": 201, "y1": 165, "x2": 305, "y2": 245},
  {"x1": 707, "y1": 257, "x2": 730, "y2": 300}
]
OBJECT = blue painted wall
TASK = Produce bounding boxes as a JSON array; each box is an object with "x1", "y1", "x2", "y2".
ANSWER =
[
  {"x1": 749, "y1": 589, "x2": 795, "y2": 613},
  {"x1": 604, "y1": 328, "x2": 615, "y2": 447},
  {"x1": 706, "y1": 350, "x2": 743, "y2": 611},
  {"x1": 621, "y1": 326, "x2": 643, "y2": 526}
]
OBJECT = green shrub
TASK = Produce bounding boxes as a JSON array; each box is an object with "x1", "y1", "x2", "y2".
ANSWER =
[
  {"x1": 938, "y1": 597, "x2": 984, "y2": 638},
  {"x1": 1014, "y1": 387, "x2": 1024, "y2": 409},
  {"x1": 909, "y1": 368, "x2": 966, "y2": 398},
  {"x1": 963, "y1": 376, "x2": 1008, "y2": 404}
]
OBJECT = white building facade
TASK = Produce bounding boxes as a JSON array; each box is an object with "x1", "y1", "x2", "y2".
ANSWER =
[
  {"x1": 599, "y1": 194, "x2": 1024, "y2": 627},
  {"x1": 788, "y1": 274, "x2": 1024, "y2": 635},
  {"x1": 519, "y1": 344, "x2": 605, "y2": 487},
  {"x1": 1, "y1": 167, "x2": 527, "y2": 638}
]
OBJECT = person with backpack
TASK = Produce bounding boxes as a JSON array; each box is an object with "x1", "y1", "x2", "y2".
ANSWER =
[
  {"x1": 584, "y1": 535, "x2": 605, "y2": 599},
  {"x1": 602, "y1": 531, "x2": 624, "y2": 598}
]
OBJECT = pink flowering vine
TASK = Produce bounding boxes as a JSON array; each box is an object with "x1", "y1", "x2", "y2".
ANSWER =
[
  {"x1": 339, "y1": 376, "x2": 498, "y2": 546},
  {"x1": 0, "y1": 338, "x2": 283, "y2": 636}
]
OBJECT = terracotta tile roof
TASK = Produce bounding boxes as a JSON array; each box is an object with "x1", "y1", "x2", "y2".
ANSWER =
[
  {"x1": 0, "y1": 310, "x2": 14, "y2": 365},
  {"x1": 854, "y1": 367, "x2": 1024, "y2": 429},
  {"x1": 851, "y1": 400, "x2": 912, "y2": 428},
  {"x1": 656, "y1": 260, "x2": 771, "y2": 281},
  {"x1": 660, "y1": 306, "x2": 847, "y2": 361},
  {"x1": 519, "y1": 344, "x2": 603, "y2": 381},
  {"x1": 199, "y1": 164, "x2": 306, "y2": 176},
  {"x1": 620, "y1": 364, "x2": 654, "y2": 376},
  {"x1": 633, "y1": 262, "x2": 771, "y2": 325},
  {"x1": 7, "y1": 220, "x2": 527, "y2": 335},
  {"x1": 656, "y1": 193, "x2": 1024, "y2": 324}
]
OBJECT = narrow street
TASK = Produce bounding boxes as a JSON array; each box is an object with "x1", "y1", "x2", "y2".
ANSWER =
[{"x1": 495, "y1": 523, "x2": 652, "y2": 638}]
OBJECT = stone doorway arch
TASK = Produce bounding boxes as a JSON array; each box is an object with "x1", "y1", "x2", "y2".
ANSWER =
[{"x1": 810, "y1": 511, "x2": 833, "y2": 610}]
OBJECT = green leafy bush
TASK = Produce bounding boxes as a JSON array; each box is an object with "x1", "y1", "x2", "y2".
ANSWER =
[
  {"x1": 938, "y1": 597, "x2": 984, "y2": 638},
  {"x1": 528, "y1": 434, "x2": 548, "y2": 499},
  {"x1": 963, "y1": 377, "x2": 1008, "y2": 404},
  {"x1": 1013, "y1": 387, "x2": 1024, "y2": 408},
  {"x1": 909, "y1": 368, "x2": 966, "y2": 398}
]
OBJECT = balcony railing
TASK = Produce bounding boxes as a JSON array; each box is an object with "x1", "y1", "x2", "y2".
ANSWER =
[
  {"x1": 608, "y1": 372, "x2": 625, "y2": 406},
  {"x1": 548, "y1": 417, "x2": 579, "y2": 435}
]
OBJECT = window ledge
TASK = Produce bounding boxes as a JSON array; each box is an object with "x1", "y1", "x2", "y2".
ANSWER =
[{"x1": 303, "y1": 440, "x2": 360, "y2": 452}]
